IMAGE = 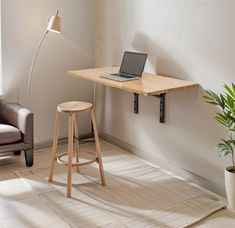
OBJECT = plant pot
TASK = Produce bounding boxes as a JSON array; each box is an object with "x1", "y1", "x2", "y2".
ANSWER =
[{"x1": 225, "y1": 166, "x2": 235, "y2": 209}]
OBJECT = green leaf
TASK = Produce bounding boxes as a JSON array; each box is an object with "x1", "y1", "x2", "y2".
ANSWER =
[
  {"x1": 220, "y1": 150, "x2": 231, "y2": 157},
  {"x1": 227, "y1": 113, "x2": 235, "y2": 123},
  {"x1": 216, "y1": 144, "x2": 231, "y2": 157},
  {"x1": 204, "y1": 85, "x2": 235, "y2": 156},
  {"x1": 229, "y1": 128, "x2": 235, "y2": 132},
  {"x1": 232, "y1": 83, "x2": 235, "y2": 94},
  {"x1": 214, "y1": 117, "x2": 226, "y2": 127},
  {"x1": 224, "y1": 84, "x2": 235, "y2": 100},
  {"x1": 215, "y1": 113, "x2": 229, "y2": 127},
  {"x1": 213, "y1": 92, "x2": 224, "y2": 108},
  {"x1": 203, "y1": 90, "x2": 223, "y2": 108},
  {"x1": 204, "y1": 100, "x2": 219, "y2": 105},
  {"x1": 220, "y1": 94, "x2": 226, "y2": 109},
  {"x1": 220, "y1": 139, "x2": 235, "y2": 153},
  {"x1": 224, "y1": 95, "x2": 235, "y2": 112}
]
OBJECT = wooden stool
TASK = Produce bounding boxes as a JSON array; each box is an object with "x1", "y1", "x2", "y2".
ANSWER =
[{"x1": 48, "y1": 101, "x2": 106, "y2": 198}]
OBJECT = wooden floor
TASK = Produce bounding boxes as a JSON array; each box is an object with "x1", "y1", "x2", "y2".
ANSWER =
[{"x1": 0, "y1": 140, "x2": 235, "y2": 227}]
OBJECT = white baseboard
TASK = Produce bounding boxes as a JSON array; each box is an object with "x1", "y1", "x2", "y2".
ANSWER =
[{"x1": 101, "y1": 132, "x2": 226, "y2": 197}]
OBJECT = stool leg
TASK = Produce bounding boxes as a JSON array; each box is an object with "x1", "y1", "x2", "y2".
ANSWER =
[
  {"x1": 73, "y1": 113, "x2": 79, "y2": 172},
  {"x1": 67, "y1": 113, "x2": 74, "y2": 198},
  {"x1": 49, "y1": 111, "x2": 61, "y2": 182},
  {"x1": 91, "y1": 108, "x2": 106, "y2": 186}
]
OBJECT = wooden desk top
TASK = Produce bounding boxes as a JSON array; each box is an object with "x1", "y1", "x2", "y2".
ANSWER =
[{"x1": 68, "y1": 67, "x2": 198, "y2": 96}]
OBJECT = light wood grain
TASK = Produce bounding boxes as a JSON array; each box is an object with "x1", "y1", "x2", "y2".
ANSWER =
[
  {"x1": 91, "y1": 108, "x2": 106, "y2": 186},
  {"x1": 67, "y1": 113, "x2": 73, "y2": 198},
  {"x1": 73, "y1": 114, "x2": 79, "y2": 173},
  {"x1": 57, "y1": 101, "x2": 92, "y2": 113},
  {"x1": 68, "y1": 67, "x2": 198, "y2": 96},
  {"x1": 48, "y1": 111, "x2": 61, "y2": 182}
]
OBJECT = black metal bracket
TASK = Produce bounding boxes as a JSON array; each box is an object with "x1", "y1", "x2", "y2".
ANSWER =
[
  {"x1": 134, "y1": 93, "x2": 139, "y2": 114},
  {"x1": 133, "y1": 93, "x2": 166, "y2": 123},
  {"x1": 153, "y1": 93, "x2": 166, "y2": 123}
]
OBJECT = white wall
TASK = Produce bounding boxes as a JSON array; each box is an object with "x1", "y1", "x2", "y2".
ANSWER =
[
  {"x1": 0, "y1": 0, "x2": 2, "y2": 95},
  {"x1": 95, "y1": 0, "x2": 235, "y2": 195},
  {"x1": 1, "y1": 0, "x2": 95, "y2": 146}
]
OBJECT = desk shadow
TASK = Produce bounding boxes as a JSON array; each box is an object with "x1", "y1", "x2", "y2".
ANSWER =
[{"x1": 132, "y1": 32, "x2": 192, "y2": 80}]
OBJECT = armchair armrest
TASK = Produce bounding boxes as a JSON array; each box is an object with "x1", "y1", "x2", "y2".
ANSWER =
[{"x1": 0, "y1": 100, "x2": 33, "y2": 145}]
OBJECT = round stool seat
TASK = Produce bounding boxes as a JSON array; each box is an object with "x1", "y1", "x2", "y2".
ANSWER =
[{"x1": 57, "y1": 101, "x2": 92, "y2": 113}]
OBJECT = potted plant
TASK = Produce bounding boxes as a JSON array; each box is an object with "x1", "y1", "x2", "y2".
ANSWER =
[{"x1": 204, "y1": 83, "x2": 235, "y2": 209}]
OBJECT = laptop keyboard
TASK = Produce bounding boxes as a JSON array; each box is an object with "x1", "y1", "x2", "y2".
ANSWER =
[{"x1": 111, "y1": 73, "x2": 136, "y2": 78}]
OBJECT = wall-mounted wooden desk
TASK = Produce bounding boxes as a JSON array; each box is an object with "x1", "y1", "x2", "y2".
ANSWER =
[{"x1": 68, "y1": 67, "x2": 198, "y2": 123}]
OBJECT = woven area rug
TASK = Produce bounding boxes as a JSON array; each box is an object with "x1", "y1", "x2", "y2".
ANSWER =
[{"x1": 15, "y1": 145, "x2": 226, "y2": 228}]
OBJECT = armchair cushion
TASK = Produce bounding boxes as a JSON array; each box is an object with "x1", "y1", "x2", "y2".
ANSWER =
[{"x1": 0, "y1": 124, "x2": 22, "y2": 144}]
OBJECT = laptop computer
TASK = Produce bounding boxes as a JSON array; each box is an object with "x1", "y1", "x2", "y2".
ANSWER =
[{"x1": 101, "y1": 51, "x2": 147, "y2": 82}]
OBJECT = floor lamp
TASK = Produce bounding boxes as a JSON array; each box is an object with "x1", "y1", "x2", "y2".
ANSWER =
[{"x1": 26, "y1": 10, "x2": 61, "y2": 107}]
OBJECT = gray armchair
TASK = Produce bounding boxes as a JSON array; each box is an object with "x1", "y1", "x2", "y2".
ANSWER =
[{"x1": 0, "y1": 100, "x2": 34, "y2": 167}]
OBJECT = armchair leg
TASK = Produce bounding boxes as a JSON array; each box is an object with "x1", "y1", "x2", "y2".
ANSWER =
[
  {"x1": 24, "y1": 149, "x2": 34, "y2": 167},
  {"x1": 14, "y1": 151, "x2": 21, "y2": 156}
]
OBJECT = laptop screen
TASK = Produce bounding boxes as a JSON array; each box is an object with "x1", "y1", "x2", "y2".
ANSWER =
[{"x1": 119, "y1": 51, "x2": 147, "y2": 76}]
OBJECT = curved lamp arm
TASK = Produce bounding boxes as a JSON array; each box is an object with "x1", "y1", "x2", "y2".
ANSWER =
[
  {"x1": 26, "y1": 30, "x2": 49, "y2": 107},
  {"x1": 26, "y1": 10, "x2": 61, "y2": 108}
]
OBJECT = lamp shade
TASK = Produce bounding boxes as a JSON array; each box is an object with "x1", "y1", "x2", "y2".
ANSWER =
[{"x1": 47, "y1": 12, "x2": 61, "y2": 33}]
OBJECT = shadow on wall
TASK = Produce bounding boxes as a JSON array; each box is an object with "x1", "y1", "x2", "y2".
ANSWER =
[
  {"x1": 143, "y1": 84, "x2": 226, "y2": 183},
  {"x1": 132, "y1": 32, "x2": 191, "y2": 80},
  {"x1": 60, "y1": 35, "x2": 94, "y2": 69},
  {"x1": 26, "y1": 33, "x2": 94, "y2": 145}
]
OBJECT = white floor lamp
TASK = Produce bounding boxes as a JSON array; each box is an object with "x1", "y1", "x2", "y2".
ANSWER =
[{"x1": 26, "y1": 10, "x2": 61, "y2": 107}]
